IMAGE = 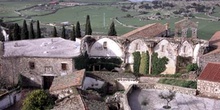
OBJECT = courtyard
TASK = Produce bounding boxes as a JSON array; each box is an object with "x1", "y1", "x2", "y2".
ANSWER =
[{"x1": 128, "y1": 89, "x2": 220, "y2": 110}]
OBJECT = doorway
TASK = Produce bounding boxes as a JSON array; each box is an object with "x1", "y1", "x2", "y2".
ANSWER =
[{"x1": 42, "y1": 76, "x2": 54, "y2": 89}]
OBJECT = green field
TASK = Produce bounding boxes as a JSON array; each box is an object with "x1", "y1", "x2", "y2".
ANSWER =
[{"x1": 1, "y1": 1, "x2": 220, "y2": 39}]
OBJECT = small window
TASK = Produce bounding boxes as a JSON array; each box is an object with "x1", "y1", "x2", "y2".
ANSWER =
[
  {"x1": 61, "y1": 63, "x2": 67, "y2": 70},
  {"x1": 29, "y1": 62, "x2": 35, "y2": 69},
  {"x1": 161, "y1": 45, "x2": 164, "y2": 52},
  {"x1": 45, "y1": 66, "x2": 53, "y2": 73},
  {"x1": 183, "y1": 46, "x2": 186, "y2": 53},
  {"x1": 135, "y1": 43, "x2": 139, "y2": 50},
  {"x1": 103, "y1": 41, "x2": 107, "y2": 49}
]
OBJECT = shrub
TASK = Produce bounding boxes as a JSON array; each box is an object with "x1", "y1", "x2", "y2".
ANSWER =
[
  {"x1": 158, "y1": 78, "x2": 197, "y2": 89},
  {"x1": 132, "y1": 52, "x2": 141, "y2": 74},
  {"x1": 152, "y1": 53, "x2": 169, "y2": 75},
  {"x1": 186, "y1": 63, "x2": 198, "y2": 72},
  {"x1": 139, "y1": 52, "x2": 149, "y2": 75},
  {"x1": 22, "y1": 90, "x2": 55, "y2": 110}
]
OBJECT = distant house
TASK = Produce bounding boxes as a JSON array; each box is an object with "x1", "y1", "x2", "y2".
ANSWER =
[
  {"x1": 200, "y1": 31, "x2": 220, "y2": 70},
  {"x1": 197, "y1": 62, "x2": 220, "y2": 98},
  {"x1": 1, "y1": 37, "x2": 81, "y2": 88}
]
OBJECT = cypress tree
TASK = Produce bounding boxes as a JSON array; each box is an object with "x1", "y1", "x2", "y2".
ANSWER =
[
  {"x1": 108, "y1": 21, "x2": 117, "y2": 36},
  {"x1": 61, "y1": 25, "x2": 66, "y2": 39},
  {"x1": 36, "y1": 20, "x2": 41, "y2": 38},
  {"x1": 53, "y1": 26, "x2": 58, "y2": 37},
  {"x1": 70, "y1": 25, "x2": 76, "y2": 41},
  {"x1": 76, "y1": 21, "x2": 81, "y2": 38},
  {"x1": 85, "y1": 15, "x2": 92, "y2": 35},
  {"x1": 13, "y1": 23, "x2": 20, "y2": 40},
  {"x1": 29, "y1": 21, "x2": 35, "y2": 39},
  {"x1": 21, "y1": 20, "x2": 29, "y2": 39}
]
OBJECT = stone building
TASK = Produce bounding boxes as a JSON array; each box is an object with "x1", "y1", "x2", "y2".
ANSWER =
[
  {"x1": 200, "y1": 31, "x2": 220, "y2": 70},
  {"x1": 126, "y1": 37, "x2": 207, "y2": 74},
  {"x1": 120, "y1": 23, "x2": 168, "y2": 40},
  {"x1": 1, "y1": 37, "x2": 81, "y2": 88},
  {"x1": 197, "y1": 62, "x2": 220, "y2": 98},
  {"x1": 81, "y1": 19, "x2": 208, "y2": 74}
]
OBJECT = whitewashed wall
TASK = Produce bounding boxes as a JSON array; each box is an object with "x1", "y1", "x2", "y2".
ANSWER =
[
  {"x1": 178, "y1": 41, "x2": 193, "y2": 57},
  {"x1": 82, "y1": 77, "x2": 105, "y2": 90},
  {"x1": 127, "y1": 39, "x2": 148, "y2": 64},
  {"x1": 89, "y1": 38, "x2": 123, "y2": 57},
  {"x1": 154, "y1": 39, "x2": 177, "y2": 74},
  {"x1": 0, "y1": 90, "x2": 21, "y2": 110}
]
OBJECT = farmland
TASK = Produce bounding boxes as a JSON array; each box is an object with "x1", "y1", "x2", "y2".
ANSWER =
[{"x1": 1, "y1": 0, "x2": 220, "y2": 39}]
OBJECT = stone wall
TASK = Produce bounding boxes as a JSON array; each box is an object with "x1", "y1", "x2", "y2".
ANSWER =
[
  {"x1": 199, "y1": 53, "x2": 220, "y2": 71},
  {"x1": 197, "y1": 80, "x2": 220, "y2": 98},
  {"x1": 1, "y1": 57, "x2": 74, "y2": 88},
  {"x1": 155, "y1": 83, "x2": 197, "y2": 95}
]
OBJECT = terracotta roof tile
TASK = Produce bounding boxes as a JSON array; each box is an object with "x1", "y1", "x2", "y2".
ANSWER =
[
  {"x1": 120, "y1": 23, "x2": 166, "y2": 39},
  {"x1": 49, "y1": 69, "x2": 85, "y2": 92},
  {"x1": 198, "y1": 62, "x2": 220, "y2": 82}
]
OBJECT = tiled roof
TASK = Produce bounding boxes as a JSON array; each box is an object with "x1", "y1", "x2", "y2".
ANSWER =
[
  {"x1": 120, "y1": 23, "x2": 166, "y2": 39},
  {"x1": 198, "y1": 62, "x2": 220, "y2": 82},
  {"x1": 203, "y1": 31, "x2": 220, "y2": 56},
  {"x1": 49, "y1": 69, "x2": 85, "y2": 92},
  {"x1": 3, "y1": 37, "x2": 81, "y2": 58}
]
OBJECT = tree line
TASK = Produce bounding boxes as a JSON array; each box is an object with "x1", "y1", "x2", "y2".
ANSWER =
[{"x1": 1, "y1": 15, "x2": 117, "y2": 42}]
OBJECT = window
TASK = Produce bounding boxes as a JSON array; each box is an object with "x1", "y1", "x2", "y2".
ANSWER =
[
  {"x1": 135, "y1": 43, "x2": 139, "y2": 50},
  {"x1": 103, "y1": 41, "x2": 107, "y2": 49},
  {"x1": 183, "y1": 46, "x2": 186, "y2": 53},
  {"x1": 29, "y1": 62, "x2": 35, "y2": 69},
  {"x1": 45, "y1": 66, "x2": 53, "y2": 73},
  {"x1": 61, "y1": 63, "x2": 67, "y2": 70},
  {"x1": 161, "y1": 45, "x2": 165, "y2": 52}
]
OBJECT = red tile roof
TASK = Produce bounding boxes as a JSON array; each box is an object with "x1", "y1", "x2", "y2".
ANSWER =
[
  {"x1": 120, "y1": 23, "x2": 166, "y2": 39},
  {"x1": 204, "y1": 31, "x2": 220, "y2": 56},
  {"x1": 198, "y1": 62, "x2": 220, "y2": 82},
  {"x1": 49, "y1": 69, "x2": 85, "y2": 92}
]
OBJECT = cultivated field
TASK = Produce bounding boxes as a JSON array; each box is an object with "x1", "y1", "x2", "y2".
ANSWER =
[{"x1": 1, "y1": 0, "x2": 220, "y2": 39}]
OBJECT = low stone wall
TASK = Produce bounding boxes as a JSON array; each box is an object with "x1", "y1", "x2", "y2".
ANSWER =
[
  {"x1": 155, "y1": 83, "x2": 197, "y2": 95},
  {"x1": 123, "y1": 85, "x2": 133, "y2": 110}
]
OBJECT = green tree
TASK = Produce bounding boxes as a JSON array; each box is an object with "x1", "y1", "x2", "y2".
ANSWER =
[
  {"x1": 22, "y1": 90, "x2": 54, "y2": 110},
  {"x1": 108, "y1": 21, "x2": 117, "y2": 36},
  {"x1": 53, "y1": 26, "x2": 58, "y2": 37},
  {"x1": 21, "y1": 20, "x2": 29, "y2": 40},
  {"x1": 29, "y1": 21, "x2": 35, "y2": 39},
  {"x1": 61, "y1": 25, "x2": 66, "y2": 39},
  {"x1": 132, "y1": 51, "x2": 141, "y2": 75},
  {"x1": 139, "y1": 51, "x2": 149, "y2": 75},
  {"x1": 13, "y1": 23, "x2": 20, "y2": 40},
  {"x1": 159, "y1": 90, "x2": 176, "y2": 109},
  {"x1": 70, "y1": 25, "x2": 76, "y2": 41},
  {"x1": 36, "y1": 20, "x2": 41, "y2": 38},
  {"x1": 85, "y1": 15, "x2": 92, "y2": 35},
  {"x1": 76, "y1": 21, "x2": 81, "y2": 38}
]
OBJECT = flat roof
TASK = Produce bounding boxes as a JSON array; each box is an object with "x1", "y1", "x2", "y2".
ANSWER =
[{"x1": 3, "y1": 37, "x2": 81, "y2": 58}]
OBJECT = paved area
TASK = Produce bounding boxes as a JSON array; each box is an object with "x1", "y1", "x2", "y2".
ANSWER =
[{"x1": 128, "y1": 89, "x2": 220, "y2": 110}]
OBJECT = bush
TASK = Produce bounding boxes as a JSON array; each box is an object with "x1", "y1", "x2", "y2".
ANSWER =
[
  {"x1": 186, "y1": 63, "x2": 198, "y2": 72},
  {"x1": 158, "y1": 78, "x2": 197, "y2": 89},
  {"x1": 132, "y1": 52, "x2": 141, "y2": 74},
  {"x1": 22, "y1": 90, "x2": 55, "y2": 110},
  {"x1": 152, "y1": 53, "x2": 169, "y2": 75},
  {"x1": 139, "y1": 52, "x2": 149, "y2": 75}
]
